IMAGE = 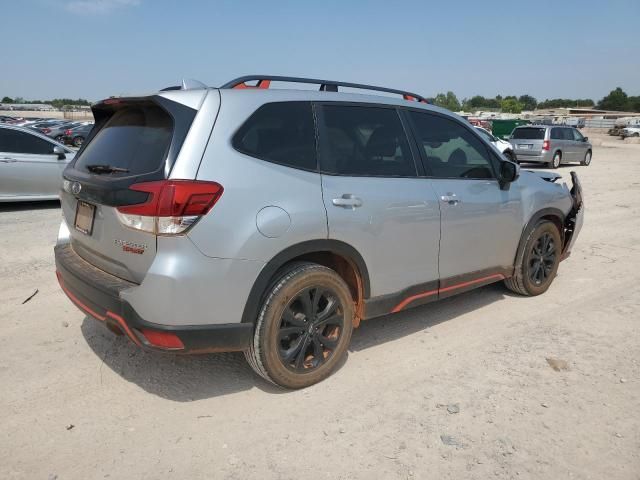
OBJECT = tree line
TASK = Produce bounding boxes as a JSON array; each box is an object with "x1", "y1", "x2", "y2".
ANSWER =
[
  {"x1": 1, "y1": 96, "x2": 91, "y2": 109},
  {"x1": 3, "y1": 87, "x2": 639, "y2": 114},
  {"x1": 428, "y1": 87, "x2": 640, "y2": 114}
]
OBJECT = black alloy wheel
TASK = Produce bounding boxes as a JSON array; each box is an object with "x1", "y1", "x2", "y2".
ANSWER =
[
  {"x1": 278, "y1": 286, "x2": 344, "y2": 372},
  {"x1": 528, "y1": 232, "x2": 556, "y2": 286}
]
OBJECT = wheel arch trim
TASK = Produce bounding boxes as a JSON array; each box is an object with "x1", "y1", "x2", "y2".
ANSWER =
[
  {"x1": 240, "y1": 240, "x2": 370, "y2": 324},
  {"x1": 513, "y1": 207, "x2": 566, "y2": 269}
]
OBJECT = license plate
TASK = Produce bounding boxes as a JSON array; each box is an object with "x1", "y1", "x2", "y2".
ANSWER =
[
  {"x1": 74, "y1": 201, "x2": 95, "y2": 235},
  {"x1": 518, "y1": 144, "x2": 532, "y2": 150}
]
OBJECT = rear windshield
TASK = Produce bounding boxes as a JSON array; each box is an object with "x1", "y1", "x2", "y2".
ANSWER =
[
  {"x1": 512, "y1": 127, "x2": 545, "y2": 140},
  {"x1": 75, "y1": 105, "x2": 172, "y2": 175}
]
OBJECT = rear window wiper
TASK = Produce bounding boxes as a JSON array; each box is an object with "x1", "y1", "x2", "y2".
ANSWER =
[{"x1": 86, "y1": 164, "x2": 130, "y2": 174}]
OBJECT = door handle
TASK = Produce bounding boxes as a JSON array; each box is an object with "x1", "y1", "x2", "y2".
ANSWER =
[
  {"x1": 332, "y1": 194, "x2": 363, "y2": 209},
  {"x1": 440, "y1": 194, "x2": 461, "y2": 205}
]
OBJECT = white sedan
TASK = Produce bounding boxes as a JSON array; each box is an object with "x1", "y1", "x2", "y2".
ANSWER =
[
  {"x1": 622, "y1": 126, "x2": 640, "y2": 138},
  {"x1": 0, "y1": 124, "x2": 76, "y2": 202},
  {"x1": 474, "y1": 126, "x2": 517, "y2": 162}
]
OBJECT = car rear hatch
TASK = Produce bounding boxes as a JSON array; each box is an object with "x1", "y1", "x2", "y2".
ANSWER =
[
  {"x1": 510, "y1": 127, "x2": 546, "y2": 156},
  {"x1": 60, "y1": 93, "x2": 204, "y2": 284}
]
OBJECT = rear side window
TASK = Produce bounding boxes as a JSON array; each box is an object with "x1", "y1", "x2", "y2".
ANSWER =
[
  {"x1": 551, "y1": 128, "x2": 563, "y2": 140},
  {"x1": 318, "y1": 105, "x2": 416, "y2": 177},
  {"x1": 512, "y1": 127, "x2": 545, "y2": 140},
  {"x1": 562, "y1": 128, "x2": 575, "y2": 140},
  {"x1": 75, "y1": 105, "x2": 172, "y2": 175},
  {"x1": 0, "y1": 128, "x2": 53, "y2": 154},
  {"x1": 409, "y1": 111, "x2": 495, "y2": 179},
  {"x1": 233, "y1": 102, "x2": 317, "y2": 171}
]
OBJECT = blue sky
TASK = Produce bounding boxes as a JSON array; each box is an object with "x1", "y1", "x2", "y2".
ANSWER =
[{"x1": 1, "y1": 0, "x2": 638, "y2": 102}]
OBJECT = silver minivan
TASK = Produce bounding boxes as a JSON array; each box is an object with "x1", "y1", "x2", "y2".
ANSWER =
[
  {"x1": 55, "y1": 76, "x2": 584, "y2": 388},
  {"x1": 509, "y1": 125, "x2": 592, "y2": 168}
]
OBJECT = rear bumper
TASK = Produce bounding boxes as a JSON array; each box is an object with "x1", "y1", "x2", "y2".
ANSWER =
[
  {"x1": 514, "y1": 152, "x2": 550, "y2": 163},
  {"x1": 55, "y1": 243, "x2": 253, "y2": 353}
]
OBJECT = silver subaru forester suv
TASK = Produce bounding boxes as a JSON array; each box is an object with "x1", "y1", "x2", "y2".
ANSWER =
[{"x1": 55, "y1": 76, "x2": 584, "y2": 388}]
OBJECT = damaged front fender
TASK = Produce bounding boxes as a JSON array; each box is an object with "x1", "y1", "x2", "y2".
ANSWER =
[{"x1": 561, "y1": 171, "x2": 584, "y2": 259}]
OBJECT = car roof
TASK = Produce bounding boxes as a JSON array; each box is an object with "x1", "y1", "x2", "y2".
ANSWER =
[
  {"x1": 515, "y1": 124, "x2": 574, "y2": 129},
  {"x1": 97, "y1": 76, "x2": 459, "y2": 121}
]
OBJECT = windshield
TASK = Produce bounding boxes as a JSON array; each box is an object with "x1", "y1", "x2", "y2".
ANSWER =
[
  {"x1": 476, "y1": 128, "x2": 496, "y2": 142},
  {"x1": 512, "y1": 127, "x2": 545, "y2": 140}
]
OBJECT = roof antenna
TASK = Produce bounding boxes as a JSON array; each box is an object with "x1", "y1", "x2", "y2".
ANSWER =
[{"x1": 181, "y1": 79, "x2": 208, "y2": 90}]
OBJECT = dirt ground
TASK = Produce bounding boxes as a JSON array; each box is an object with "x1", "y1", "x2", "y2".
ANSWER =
[{"x1": 1, "y1": 133, "x2": 639, "y2": 480}]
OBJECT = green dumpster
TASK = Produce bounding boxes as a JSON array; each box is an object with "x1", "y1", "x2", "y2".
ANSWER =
[{"x1": 491, "y1": 119, "x2": 530, "y2": 140}]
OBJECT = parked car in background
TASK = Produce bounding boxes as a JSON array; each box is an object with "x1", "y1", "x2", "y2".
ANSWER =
[
  {"x1": 62, "y1": 123, "x2": 93, "y2": 147},
  {"x1": 474, "y1": 126, "x2": 516, "y2": 161},
  {"x1": 54, "y1": 75, "x2": 584, "y2": 388},
  {"x1": 621, "y1": 126, "x2": 640, "y2": 138},
  {"x1": 509, "y1": 125, "x2": 592, "y2": 168},
  {"x1": 27, "y1": 120, "x2": 67, "y2": 131},
  {"x1": 41, "y1": 121, "x2": 86, "y2": 143},
  {"x1": 608, "y1": 125, "x2": 626, "y2": 136},
  {"x1": 0, "y1": 124, "x2": 75, "y2": 201},
  {"x1": 563, "y1": 118, "x2": 585, "y2": 129}
]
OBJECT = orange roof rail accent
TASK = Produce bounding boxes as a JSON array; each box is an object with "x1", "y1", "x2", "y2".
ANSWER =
[
  {"x1": 232, "y1": 79, "x2": 272, "y2": 90},
  {"x1": 222, "y1": 75, "x2": 429, "y2": 103}
]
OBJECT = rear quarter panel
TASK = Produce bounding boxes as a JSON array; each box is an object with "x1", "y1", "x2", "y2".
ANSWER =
[{"x1": 187, "y1": 91, "x2": 328, "y2": 262}]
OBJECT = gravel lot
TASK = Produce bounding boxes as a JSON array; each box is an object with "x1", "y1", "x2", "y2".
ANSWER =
[{"x1": 1, "y1": 133, "x2": 639, "y2": 480}]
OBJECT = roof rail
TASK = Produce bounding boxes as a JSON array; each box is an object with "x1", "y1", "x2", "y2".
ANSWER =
[{"x1": 220, "y1": 75, "x2": 428, "y2": 103}]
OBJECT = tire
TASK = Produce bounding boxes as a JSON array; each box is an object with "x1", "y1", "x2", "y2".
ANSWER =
[
  {"x1": 73, "y1": 136, "x2": 84, "y2": 147},
  {"x1": 505, "y1": 220, "x2": 562, "y2": 296},
  {"x1": 245, "y1": 262, "x2": 354, "y2": 389},
  {"x1": 581, "y1": 150, "x2": 592, "y2": 166},
  {"x1": 54, "y1": 135, "x2": 65, "y2": 143},
  {"x1": 634, "y1": 133, "x2": 640, "y2": 138},
  {"x1": 549, "y1": 151, "x2": 561, "y2": 169}
]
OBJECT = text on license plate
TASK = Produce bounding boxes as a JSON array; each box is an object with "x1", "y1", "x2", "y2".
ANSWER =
[{"x1": 74, "y1": 201, "x2": 95, "y2": 235}]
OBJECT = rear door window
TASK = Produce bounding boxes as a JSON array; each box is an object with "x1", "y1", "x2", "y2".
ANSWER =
[
  {"x1": 408, "y1": 111, "x2": 495, "y2": 179},
  {"x1": 233, "y1": 102, "x2": 317, "y2": 171},
  {"x1": 562, "y1": 128, "x2": 575, "y2": 140},
  {"x1": 512, "y1": 127, "x2": 546, "y2": 140},
  {"x1": 0, "y1": 128, "x2": 53, "y2": 154},
  {"x1": 551, "y1": 128, "x2": 563, "y2": 140},
  {"x1": 318, "y1": 105, "x2": 416, "y2": 177},
  {"x1": 75, "y1": 105, "x2": 173, "y2": 175}
]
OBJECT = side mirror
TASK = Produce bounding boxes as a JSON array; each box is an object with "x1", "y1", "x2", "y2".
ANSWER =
[
  {"x1": 582, "y1": 137, "x2": 589, "y2": 142},
  {"x1": 499, "y1": 160, "x2": 519, "y2": 190},
  {"x1": 52, "y1": 145, "x2": 66, "y2": 160}
]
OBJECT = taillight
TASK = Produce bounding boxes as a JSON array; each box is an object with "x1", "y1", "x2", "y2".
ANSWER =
[
  {"x1": 115, "y1": 180, "x2": 223, "y2": 235},
  {"x1": 64, "y1": 129, "x2": 72, "y2": 135},
  {"x1": 41, "y1": 128, "x2": 51, "y2": 134},
  {"x1": 542, "y1": 140, "x2": 550, "y2": 151}
]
